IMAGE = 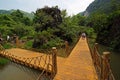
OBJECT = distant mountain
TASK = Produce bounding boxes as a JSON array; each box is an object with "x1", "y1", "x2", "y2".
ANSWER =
[
  {"x1": 0, "y1": 9, "x2": 14, "y2": 14},
  {"x1": 83, "y1": 0, "x2": 120, "y2": 52},
  {"x1": 0, "y1": 9, "x2": 34, "y2": 19},
  {"x1": 84, "y1": 0, "x2": 120, "y2": 16},
  {"x1": 18, "y1": 10, "x2": 34, "y2": 19},
  {"x1": 78, "y1": 11, "x2": 85, "y2": 16}
]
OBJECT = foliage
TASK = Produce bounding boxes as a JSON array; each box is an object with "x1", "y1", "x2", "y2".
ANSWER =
[
  {"x1": 2, "y1": 42, "x2": 13, "y2": 49},
  {"x1": 0, "y1": 7, "x2": 95, "y2": 51},
  {"x1": 106, "y1": 11, "x2": 120, "y2": 51},
  {"x1": 11, "y1": 10, "x2": 32, "y2": 26},
  {"x1": 0, "y1": 9, "x2": 33, "y2": 39},
  {"x1": 86, "y1": 13, "x2": 108, "y2": 33},
  {"x1": 87, "y1": 9, "x2": 120, "y2": 52},
  {"x1": 32, "y1": 6, "x2": 63, "y2": 49},
  {"x1": 12, "y1": 24, "x2": 34, "y2": 38},
  {"x1": 24, "y1": 40, "x2": 33, "y2": 49},
  {"x1": 0, "y1": 58, "x2": 9, "y2": 65},
  {"x1": 85, "y1": 0, "x2": 120, "y2": 52},
  {"x1": 0, "y1": 25, "x2": 13, "y2": 38},
  {"x1": 71, "y1": 14, "x2": 86, "y2": 26},
  {"x1": 79, "y1": 26, "x2": 96, "y2": 38},
  {"x1": 33, "y1": 6, "x2": 62, "y2": 32},
  {"x1": 0, "y1": 9, "x2": 34, "y2": 19},
  {"x1": 85, "y1": 0, "x2": 120, "y2": 15},
  {"x1": 41, "y1": 37, "x2": 63, "y2": 49},
  {"x1": 0, "y1": 14, "x2": 16, "y2": 26},
  {"x1": 32, "y1": 7, "x2": 94, "y2": 49}
]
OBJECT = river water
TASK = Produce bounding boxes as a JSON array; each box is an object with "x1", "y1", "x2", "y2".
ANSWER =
[
  {"x1": 0, "y1": 61, "x2": 41, "y2": 80},
  {"x1": 0, "y1": 45, "x2": 120, "y2": 80},
  {"x1": 98, "y1": 45, "x2": 120, "y2": 80},
  {"x1": 110, "y1": 52, "x2": 120, "y2": 80}
]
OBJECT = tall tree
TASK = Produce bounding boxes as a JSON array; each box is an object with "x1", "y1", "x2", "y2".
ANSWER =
[
  {"x1": 32, "y1": 6, "x2": 62, "y2": 48},
  {"x1": 33, "y1": 6, "x2": 62, "y2": 32}
]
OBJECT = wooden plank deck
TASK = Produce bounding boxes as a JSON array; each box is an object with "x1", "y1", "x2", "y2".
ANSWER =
[
  {"x1": 0, "y1": 48, "x2": 66, "y2": 73},
  {"x1": 0, "y1": 37, "x2": 98, "y2": 80},
  {"x1": 54, "y1": 38, "x2": 98, "y2": 80},
  {"x1": 0, "y1": 48, "x2": 52, "y2": 71}
]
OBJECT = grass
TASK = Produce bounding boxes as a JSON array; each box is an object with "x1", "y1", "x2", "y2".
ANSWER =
[
  {"x1": 0, "y1": 58, "x2": 9, "y2": 65},
  {"x1": 2, "y1": 42, "x2": 13, "y2": 49},
  {"x1": 24, "y1": 40, "x2": 33, "y2": 49},
  {"x1": 88, "y1": 38, "x2": 96, "y2": 48},
  {"x1": 57, "y1": 40, "x2": 78, "y2": 58},
  {"x1": 57, "y1": 48, "x2": 68, "y2": 58},
  {"x1": 88, "y1": 37, "x2": 111, "y2": 55}
]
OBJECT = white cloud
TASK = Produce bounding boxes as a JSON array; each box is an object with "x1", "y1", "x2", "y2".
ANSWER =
[
  {"x1": 34, "y1": 0, "x2": 94, "y2": 15},
  {"x1": 0, "y1": 0, "x2": 94, "y2": 15},
  {"x1": 57, "y1": 0, "x2": 94, "y2": 15}
]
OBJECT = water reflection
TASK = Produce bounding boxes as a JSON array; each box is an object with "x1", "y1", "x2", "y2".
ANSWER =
[
  {"x1": 98, "y1": 45, "x2": 120, "y2": 80},
  {"x1": 110, "y1": 52, "x2": 120, "y2": 80},
  {"x1": 0, "y1": 61, "x2": 41, "y2": 80}
]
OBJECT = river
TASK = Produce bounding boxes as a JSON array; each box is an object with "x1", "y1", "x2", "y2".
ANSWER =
[
  {"x1": 99, "y1": 45, "x2": 120, "y2": 80},
  {"x1": 0, "y1": 61, "x2": 41, "y2": 80},
  {"x1": 0, "y1": 45, "x2": 120, "y2": 80},
  {"x1": 110, "y1": 51, "x2": 120, "y2": 80}
]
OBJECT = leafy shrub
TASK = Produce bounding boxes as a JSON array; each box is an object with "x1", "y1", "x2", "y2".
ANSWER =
[
  {"x1": 44, "y1": 37, "x2": 63, "y2": 48},
  {"x1": 24, "y1": 40, "x2": 33, "y2": 49},
  {"x1": 2, "y1": 43, "x2": 13, "y2": 49},
  {"x1": 0, "y1": 58, "x2": 9, "y2": 65}
]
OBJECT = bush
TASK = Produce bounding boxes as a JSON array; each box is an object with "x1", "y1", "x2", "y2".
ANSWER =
[
  {"x1": 0, "y1": 58, "x2": 9, "y2": 65},
  {"x1": 78, "y1": 26, "x2": 96, "y2": 38},
  {"x1": 33, "y1": 37, "x2": 63, "y2": 49},
  {"x1": 45, "y1": 37, "x2": 63, "y2": 48},
  {"x1": 24, "y1": 40, "x2": 33, "y2": 49},
  {"x1": 2, "y1": 43, "x2": 13, "y2": 49}
]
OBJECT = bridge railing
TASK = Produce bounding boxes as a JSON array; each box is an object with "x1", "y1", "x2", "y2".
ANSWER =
[
  {"x1": 0, "y1": 44, "x2": 57, "y2": 80},
  {"x1": 36, "y1": 47, "x2": 57, "y2": 80},
  {"x1": 90, "y1": 43, "x2": 115, "y2": 80}
]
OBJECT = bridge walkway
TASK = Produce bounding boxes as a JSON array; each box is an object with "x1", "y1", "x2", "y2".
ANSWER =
[
  {"x1": 0, "y1": 48, "x2": 53, "y2": 72},
  {"x1": 0, "y1": 37, "x2": 98, "y2": 80},
  {"x1": 54, "y1": 38, "x2": 98, "y2": 80}
]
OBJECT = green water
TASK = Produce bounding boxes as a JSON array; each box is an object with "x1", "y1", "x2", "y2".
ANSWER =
[
  {"x1": 98, "y1": 45, "x2": 120, "y2": 80},
  {"x1": 0, "y1": 44, "x2": 119, "y2": 80},
  {"x1": 0, "y1": 61, "x2": 41, "y2": 80},
  {"x1": 110, "y1": 52, "x2": 120, "y2": 80}
]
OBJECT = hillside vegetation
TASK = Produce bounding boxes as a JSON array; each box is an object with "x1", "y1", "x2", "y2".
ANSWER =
[
  {"x1": 0, "y1": 0, "x2": 120, "y2": 52},
  {"x1": 0, "y1": 7, "x2": 94, "y2": 50},
  {"x1": 0, "y1": 9, "x2": 34, "y2": 19},
  {"x1": 85, "y1": 0, "x2": 120, "y2": 15},
  {"x1": 84, "y1": 0, "x2": 120, "y2": 52}
]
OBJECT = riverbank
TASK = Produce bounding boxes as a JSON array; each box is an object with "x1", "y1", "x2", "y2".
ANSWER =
[
  {"x1": 0, "y1": 57, "x2": 9, "y2": 65},
  {"x1": 0, "y1": 61, "x2": 41, "y2": 80}
]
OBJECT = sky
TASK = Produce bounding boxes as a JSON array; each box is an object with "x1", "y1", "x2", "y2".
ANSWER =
[{"x1": 0, "y1": 0, "x2": 94, "y2": 15}]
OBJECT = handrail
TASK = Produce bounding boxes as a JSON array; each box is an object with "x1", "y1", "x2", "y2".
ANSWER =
[
  {"x1": 0, "y1": 44, "x2": 57, "y2": 80},
  {"x1": 36, "y1": 47, "x2": 57, "y2": 80},
  {"x1": 91, "y1": 43, "x2": 115, "y2": 80}
]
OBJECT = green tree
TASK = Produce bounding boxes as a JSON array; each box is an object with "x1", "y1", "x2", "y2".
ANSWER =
[
  {"x1": 32, "y1": 6, "x2": 63, "y2": 49},
  {"x1": 0, "y1": 14, "x2": 16, "y2": 26},
  {"x1": 71, "y1": 14, "x2": 86, "y2": 26},
  {"x1": 11, "y1": 9, "x2": 24, "y2": 23},
  {"x1": 86, "y1": 13, "x2": 108, "y2": 33},
  {"x1": 33, "y1": 6, "x2": 62, "y2": 32},
  {"x1": 11, "y1": 9, "x2": 32, "y2": 26}
]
